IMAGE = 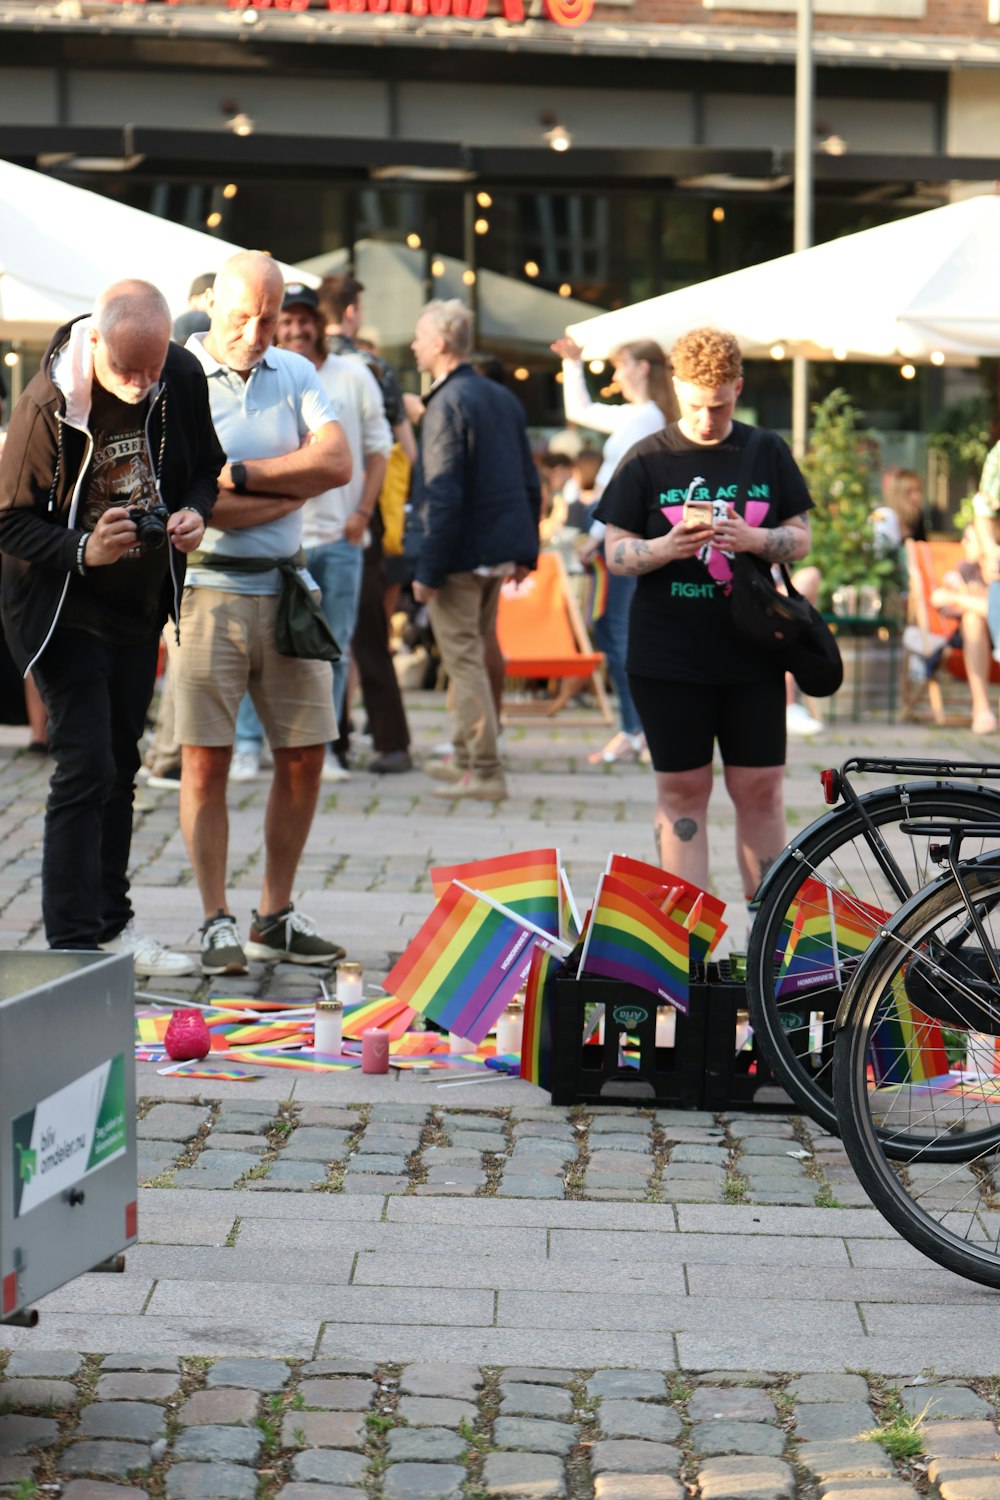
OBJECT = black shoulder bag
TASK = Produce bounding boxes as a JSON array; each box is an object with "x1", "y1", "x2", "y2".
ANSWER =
[{"x1": 727, "y1": 432, "x2": 843, "y2": 698}]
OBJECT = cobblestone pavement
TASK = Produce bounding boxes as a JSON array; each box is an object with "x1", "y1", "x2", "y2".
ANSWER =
[{"x1": 3, "y1": 699, "x2": 1000, "y2": 1496}]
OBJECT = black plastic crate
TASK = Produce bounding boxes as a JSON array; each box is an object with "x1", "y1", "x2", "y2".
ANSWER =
[
  {"x1": 549, "y1": 974, "x2": 705, "y2": 1107},
  {"x1": 701, "y1": 960, "x2": 792, "y2": 1111}
]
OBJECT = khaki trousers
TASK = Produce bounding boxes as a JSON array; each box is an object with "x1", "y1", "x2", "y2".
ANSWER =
[{"x1": 428, "y1": 572, "x2": 504, "y2": 780}]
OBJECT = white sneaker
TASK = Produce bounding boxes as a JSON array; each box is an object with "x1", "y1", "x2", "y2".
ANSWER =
[
  {"x1": 230, "y1": 749, "x2": 261, "y2": 783},
  {"x1": 322, "y1": 751, "x2": 351, "y2": 783},
  {"x1": 103, "y1": 921, "x2": 195, "y2": 978},
  {"x1": 786, "y1": 703, "x2": 824, "y2": 738}
]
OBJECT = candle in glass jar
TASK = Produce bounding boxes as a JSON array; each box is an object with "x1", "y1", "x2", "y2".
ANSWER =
[
  {"x1": 362, "y1": 1027, "x2": 390, "y2": 1073},
  {"x1": 313, "y1": 999, "x2": 343, "y2": 1056},
  {"x1": 496, "y1": 1001, "x2": 525, "y2": 1056},
  {"x1": 336, "y1": 961, "x2": 364, "y2": 1008},
  {"x1": 655, "y1": 1005, "x2": 676, "y2": 1048}
]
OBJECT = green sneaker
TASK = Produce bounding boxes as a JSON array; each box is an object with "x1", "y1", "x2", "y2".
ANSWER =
[
  {"x1": 245, "y1": 904, "x2": 346, "y2": 966},
  {"x1": 200, "y1": 911, "x2": 248, "y2": 976}
]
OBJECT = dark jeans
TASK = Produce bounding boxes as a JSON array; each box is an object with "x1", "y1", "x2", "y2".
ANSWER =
[
  {"x1": 353, "y1": 524, "x2": 410, "y2": 755},
  {"x1": 32, "y1": 629, "x2": 159, "y2": 949}
]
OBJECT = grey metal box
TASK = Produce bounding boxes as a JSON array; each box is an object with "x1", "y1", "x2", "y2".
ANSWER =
[{"x1": 0, "y1": 951, "x2": 137, "y2": 1320}]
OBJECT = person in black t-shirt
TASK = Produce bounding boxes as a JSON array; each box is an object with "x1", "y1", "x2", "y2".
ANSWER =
[
  {"x1": 0, "y1": 279, "x2": 223, "y2": 974},
  {"x1": 594, "y1": 327, "x2": 814, "y2": 910}
]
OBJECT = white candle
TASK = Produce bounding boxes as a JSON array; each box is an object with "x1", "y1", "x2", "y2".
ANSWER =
[
  {"x1": 655, "y1": 1006, "x2": 676, "y2": 1048},
  {"x1": 496, "y1": 1002, "x2": 525, "y2": 1056},
  {"x1": 336, "y1": 962, "x2": 364, "y2": 1009},
  {"x1": 314, "y1": 1000, "x2": 343, "y2": 1055},
  {"x1": 450, "y1": 1031, "x2": 476, "y2": 1053}
]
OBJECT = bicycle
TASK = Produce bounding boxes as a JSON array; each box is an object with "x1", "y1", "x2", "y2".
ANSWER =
[
  {"x1": 745, "y1": 756, "x2": 1000, "y2": 1136},
  {"x1": 833, "y1": 825, "x2": 1000, "y2": 1288}
]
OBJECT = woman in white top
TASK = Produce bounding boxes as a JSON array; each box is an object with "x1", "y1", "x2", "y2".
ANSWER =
[{"x1": 551, "y1": 334, "x2": 678, "y2": 762}]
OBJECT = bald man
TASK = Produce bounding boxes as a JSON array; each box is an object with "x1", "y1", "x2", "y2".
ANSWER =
[
  {"x1": 0, "y1": 278, "x2": 225, "y2": 972},
  {"x1": 175, "y1": 251, "x2": 353, "y2": 977}
]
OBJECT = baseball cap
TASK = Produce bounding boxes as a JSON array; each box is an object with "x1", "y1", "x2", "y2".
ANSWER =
[{"x1": 281, "y1": 283, "x2": 319, "y2": 311}]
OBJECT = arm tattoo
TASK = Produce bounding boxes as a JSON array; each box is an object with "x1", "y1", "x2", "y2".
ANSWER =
[
  {"x1": 758, "y1": 526, "x2": 801, "y2": 563},
  {"x1": 617, "y1": 539, "x2": 657, "y2": 575}
]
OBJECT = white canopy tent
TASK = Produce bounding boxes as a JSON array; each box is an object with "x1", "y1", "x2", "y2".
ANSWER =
[
  {"x1": 0, "y1": 159, "x2": 313, "y2": 343},
  {"x1": 299, "y1": 238, "x2": 604, "y2": 355},
  {"x1": 565, "y1": 194, "x2": 1000, "y2": 366}
]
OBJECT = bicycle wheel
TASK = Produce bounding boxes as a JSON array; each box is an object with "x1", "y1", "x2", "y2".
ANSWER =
[
  {"x1": 747, "y1": 782, "x2": 1000, "y2": 1135},
  {"x1": 834, "y1": 861, "x2": 1000, "y2": 1287}
]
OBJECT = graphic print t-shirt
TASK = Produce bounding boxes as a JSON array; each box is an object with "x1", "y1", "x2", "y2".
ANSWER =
[
  {"x1": 61, "y1": 380, "x2": 170, "y2": 644},
  {"x1": 593, "y1": 420, "x2": 813, "y2": 685}
]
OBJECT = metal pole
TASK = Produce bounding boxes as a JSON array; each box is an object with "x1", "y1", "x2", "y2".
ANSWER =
[{"x1": 791, "y1": 0, "x2": 813, "y2": 458}]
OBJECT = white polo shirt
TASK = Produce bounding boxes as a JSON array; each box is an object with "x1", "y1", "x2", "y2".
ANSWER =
[{"x1": 185, "y1": 334, "x2": 337, "y2": 595}]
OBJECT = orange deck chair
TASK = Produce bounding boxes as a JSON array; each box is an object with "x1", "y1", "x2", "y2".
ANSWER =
[
  {"x1": 903, "y1": 538, "x2": 1000, "y2": 723},
  {"x1": 496, "y1": 550, "x2": 612, "y2": 723}
]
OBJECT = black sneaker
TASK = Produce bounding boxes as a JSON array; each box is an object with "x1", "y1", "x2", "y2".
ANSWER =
[
  {"x1": 245, "y1": 904, "x2": 346, "y2": 966},
  {"x1": 200, "y1": 911, "x2": 248, "y2": 975}
]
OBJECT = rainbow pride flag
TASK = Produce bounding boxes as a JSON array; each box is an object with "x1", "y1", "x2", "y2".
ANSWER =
[
  {"x1": 384, "y1": 882, "x2": 569, "y2": 1044},
  {"x1": 577, "y1": 873, "x2": 690, "y2": 1013},
  {"x1": 430, "y1": 848, "x2": 562, "y2": 940},
  {"x1": 341, "y1": 994, "x2": 416, "y2": 1041},
  {"x1": 584, "y1": 552, "x2": 610, "y2": 625},
  {"x1": 606, "y1": 854, "x2": 727, "y2": 963},
  {"x1": 869, "y1": 990, "x2": 952, "y2": 1088},
  {"x1": 776, "y1": 883, "x2": 887, "y2": 998},
  {"x1": 520, "y1": 940, "x2": 563, "y2": 1089}
]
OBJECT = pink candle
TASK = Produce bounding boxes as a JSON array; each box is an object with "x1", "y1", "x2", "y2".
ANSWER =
[{"x1": 361, "y1": 1027, "x2": 390, "y2": 1073}]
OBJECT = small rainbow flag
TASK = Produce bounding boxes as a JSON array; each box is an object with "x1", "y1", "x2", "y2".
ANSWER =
[
  {"x1": 869, "y1": 989, "x2": 952, "y2": 1088},
  {"x1": 384, "y1": 882, "x2": 570, "y2": 1044},
  {"x1": 520, "y1": 940, "x2": 562, "y2": 1089},
  {"x1": 584, "y1": 551, "x2": 610, "y2": 625},
  {"x1": 577, "y1": 873, "x2": 690, "y2": 1013},
  {"x1": 776, "y1": 883, "x2": 887, "y2": 998},
  {"x1": 430, "y1": 849, "x2": 562, "y2": 940},
  {"x1": 606, "y1": 854, "x2": 727, "y2": 963},
  {"x1": 341, "y1": 995, "x2": 415, "y2": 1040}
]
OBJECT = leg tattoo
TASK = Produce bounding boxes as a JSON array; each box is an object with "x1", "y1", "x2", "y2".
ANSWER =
[{"x1": 673, "y1": 817, "x2": 698, "y2": 843}]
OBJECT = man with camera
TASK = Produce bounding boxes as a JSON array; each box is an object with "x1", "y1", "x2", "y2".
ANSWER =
[{"x1": 0, "y1": 278, "x2": 224, "y2": 973}]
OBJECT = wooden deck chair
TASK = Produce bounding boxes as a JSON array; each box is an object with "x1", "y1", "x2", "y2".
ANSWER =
[
  {"x1": 496, "y1": 550, "x2": 612, "y2": 724},
  {"x1": 902, "y1": 539, "x2": 1000, "y2": 723}
]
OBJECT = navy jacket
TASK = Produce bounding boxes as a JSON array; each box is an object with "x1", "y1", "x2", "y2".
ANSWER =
[{"x1": 407, "y1": 364, "x2": 541, "y2": 589}]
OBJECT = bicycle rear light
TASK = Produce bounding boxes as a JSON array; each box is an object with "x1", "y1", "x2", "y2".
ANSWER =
[{"x1": 819, "y1": 768, "x2": 841, "y2": 804}]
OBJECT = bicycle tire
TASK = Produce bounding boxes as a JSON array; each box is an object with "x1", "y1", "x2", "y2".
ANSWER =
[
  {"x1": 746, "y1": 782, "x2": 1000, "y2": 1136},
  {"x1": 834, "y1": 862, "x2": 1000, "y2": 1286}
]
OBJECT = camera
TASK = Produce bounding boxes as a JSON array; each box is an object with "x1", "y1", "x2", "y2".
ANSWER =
[{"x1": 127, "y1": 501, "x2": 170, "y2": 551}]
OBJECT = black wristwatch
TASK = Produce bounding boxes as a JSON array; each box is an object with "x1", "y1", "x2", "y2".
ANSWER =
[{"x1": 230, "y1": 461, "x2": 248, "y2": 494}]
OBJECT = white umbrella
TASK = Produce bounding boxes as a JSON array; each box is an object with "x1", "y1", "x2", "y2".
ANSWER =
[
  {"x1": 566, "y1": 194, "x2": 1000, "y2": 365},
  {"x1": 0, "y1": 159, "x2": 313, "y2": 341}
]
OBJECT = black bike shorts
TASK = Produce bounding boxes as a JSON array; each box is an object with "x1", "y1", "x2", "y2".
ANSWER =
[{"x1": 628, "y1": 674, "x2": 786, "y2": 773}]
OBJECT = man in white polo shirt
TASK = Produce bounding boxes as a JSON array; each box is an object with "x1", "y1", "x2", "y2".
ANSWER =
[{"x1": 176, "y1": 250, "x2": 353, "y2": 976}]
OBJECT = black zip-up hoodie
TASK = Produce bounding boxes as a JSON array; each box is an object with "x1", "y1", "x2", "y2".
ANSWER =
[{"x1": 0, "y1": 315, "x2": 225, "y2": 674}]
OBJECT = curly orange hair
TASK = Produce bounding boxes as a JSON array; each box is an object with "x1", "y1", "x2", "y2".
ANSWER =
[{"x1": 670, "y1": 327, "x2": 743, "y2": 387}]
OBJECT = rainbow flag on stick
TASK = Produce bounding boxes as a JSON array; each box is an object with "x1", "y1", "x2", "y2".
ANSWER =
[
  {"x1": 605, "y1": 854, "x2": 727, "y2": 963},
  {"x1": 776, "y1": 882, "x2": 887, "y2": 998},
  {"x1": 584, "y1": 552, "x2": 610, "y2": 626},
  {"x1": 384, "y1": 882, "x2": 571, "y2": 1045},
  {"x1": 577, "y1": 873, "x2": 690, "y2": 1013},
  {"x1": 869, "y1": 989, "x2": 952, "y2": 1088},
  {"x1": 341, "y1": 994, "x2": 415, "y2": 1040},
  {"x1": 520, "y1": 940, "x2": 563, "y2": 1089},
  {"x1": 430, "y1": 848, "x2": 562, "y2": 940}
]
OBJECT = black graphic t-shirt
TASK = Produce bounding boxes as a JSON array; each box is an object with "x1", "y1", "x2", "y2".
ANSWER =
[
  {"x1": 594, "y1": 420, "x2": 813, "y2": 685},
  {"x1": 61, "y1": 380, "x2": 170, "y2": 644}
]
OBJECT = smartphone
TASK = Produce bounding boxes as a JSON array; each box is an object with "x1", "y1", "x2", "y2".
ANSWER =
[{"x1": 682, "y1": 499, "x2": 714, "y2": 529}]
